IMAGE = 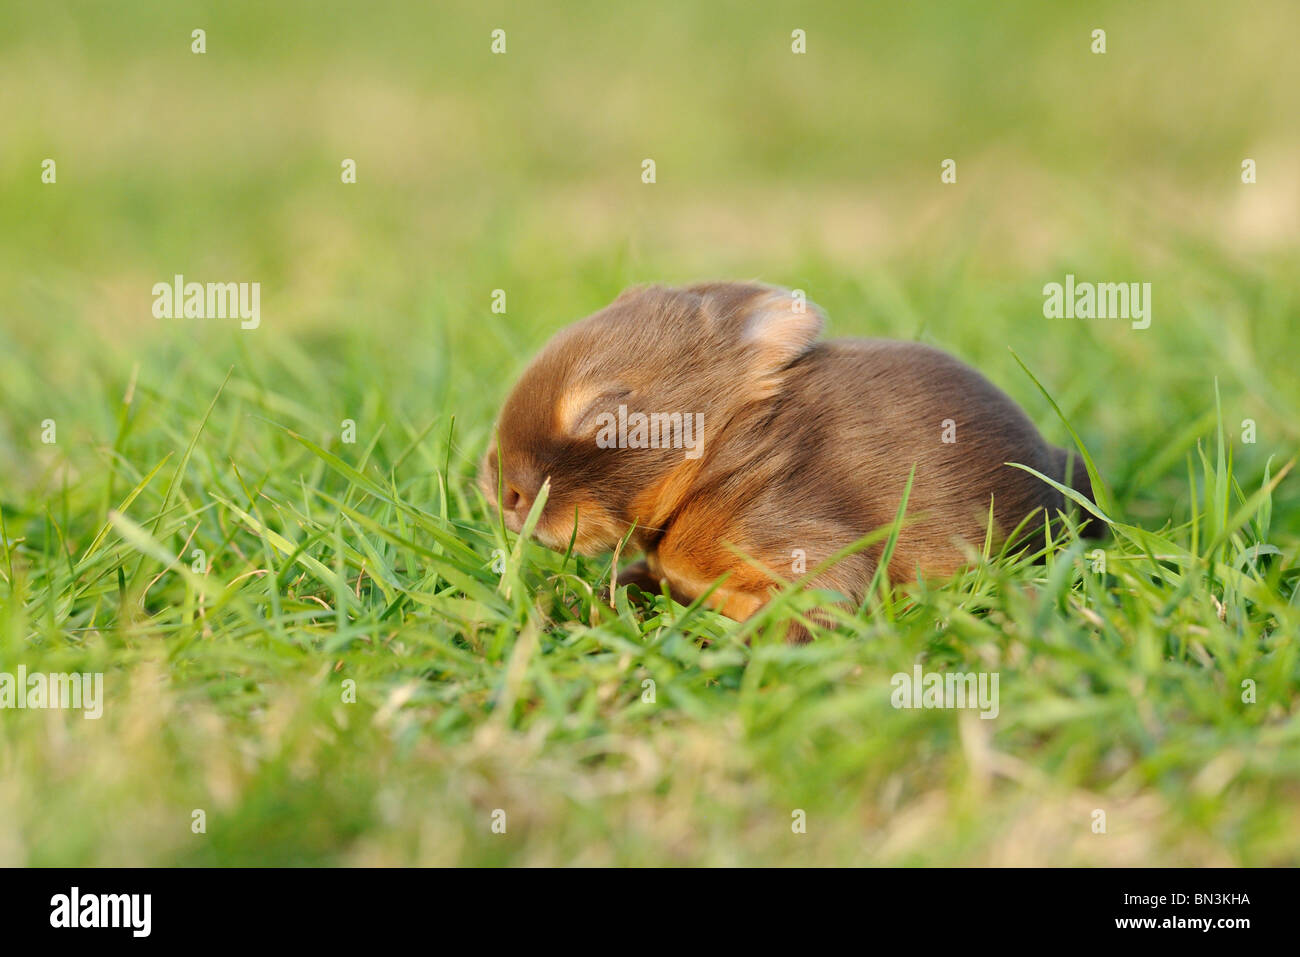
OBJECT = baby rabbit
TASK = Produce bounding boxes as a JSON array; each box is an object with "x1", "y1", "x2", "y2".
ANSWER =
[{"x1": 480, "y1": 282, "x2": 1095, "y2": 642}]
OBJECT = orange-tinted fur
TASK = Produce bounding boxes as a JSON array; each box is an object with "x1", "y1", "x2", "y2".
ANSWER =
[{"x1": 480, "y1": 282, "x2": 1097, "y2": 641}]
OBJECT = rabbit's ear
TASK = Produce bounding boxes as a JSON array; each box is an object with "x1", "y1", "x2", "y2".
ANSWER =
[
  {"x1": 690, "y1": 282, "x2": 825, "y2": 375},
  {"x1": 556, "y1": 383, "x2": 632, "y2": 436},
  {"x1": 737, "y1": 286, "x2": 825, "y2": 372}
]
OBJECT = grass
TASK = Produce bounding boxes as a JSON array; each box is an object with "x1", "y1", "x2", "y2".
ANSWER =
[{"x1": 1, "y1": 0, "x2": 1298, "y2": 865}]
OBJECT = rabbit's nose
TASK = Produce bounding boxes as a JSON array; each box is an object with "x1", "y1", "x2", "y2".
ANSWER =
[{"x1": 502, "y1": 484, "x2": 522, "y2": 511}]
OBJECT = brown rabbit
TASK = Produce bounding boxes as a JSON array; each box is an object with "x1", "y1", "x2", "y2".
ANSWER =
[{"x1": 480, "y1": 282, "x2": 1096, "y2": 641}]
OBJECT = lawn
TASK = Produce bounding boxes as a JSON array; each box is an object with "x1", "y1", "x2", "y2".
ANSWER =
[{"x1": 0, "y1": 0, "x2": 1298, "y2": 865}]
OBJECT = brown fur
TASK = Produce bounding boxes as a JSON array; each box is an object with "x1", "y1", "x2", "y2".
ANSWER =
[{"x1": 480, "y1": 282, "x2": 1097, "y2": 641}]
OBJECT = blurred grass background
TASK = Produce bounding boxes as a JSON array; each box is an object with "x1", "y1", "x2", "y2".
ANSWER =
[{"x1": 0, "y1": 0, "x2": 1297, "y2": 865}]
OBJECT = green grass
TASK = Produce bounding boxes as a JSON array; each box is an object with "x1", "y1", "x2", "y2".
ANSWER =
[{"x1": 1, "y1": 0, "x2": 1298, "y2": 865}]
